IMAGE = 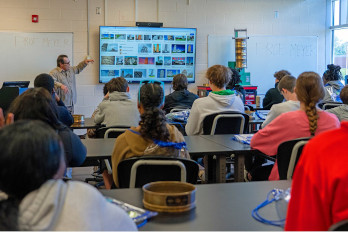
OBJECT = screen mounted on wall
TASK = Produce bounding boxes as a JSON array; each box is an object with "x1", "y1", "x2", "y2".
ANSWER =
[{"x1": 99, "y1": 26, "x2": 197, "y2": 83}]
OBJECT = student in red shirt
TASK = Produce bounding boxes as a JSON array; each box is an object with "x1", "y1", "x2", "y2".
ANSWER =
[{"x1": 285, "y1": 121, "x2": 348, "y2": 230}]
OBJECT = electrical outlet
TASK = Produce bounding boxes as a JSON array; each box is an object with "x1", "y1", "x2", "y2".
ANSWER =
[
  {"x1": 274, "y1": 11, "x2": 279, "y2": 19},
  {"x1": 96, "y1": 7, "x2": 101, "y2": 15}
]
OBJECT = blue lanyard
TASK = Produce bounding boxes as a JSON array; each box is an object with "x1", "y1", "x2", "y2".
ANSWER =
[{"x1": 128, "y1": 129, "x2": 186, "y2": 149}]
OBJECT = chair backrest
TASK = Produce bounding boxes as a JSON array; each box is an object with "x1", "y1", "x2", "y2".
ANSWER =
[
  {"x1": 117, "y1": 156, "x2": 199, "y2": 188},
  {"x1": 0, "y1": 86, "x2": 19, "y2": 113},
  {"x1": 170, "y1": 107, "x2": 189, "y2": 113},
  {"x1": 323, "y1": 102, "x2": 343, "y2": 110},
  {"x1": 202, "y1": 111, "x2": 249, "y2": 135},
  {"x1": 96, "y1": 126, "x2": 130, "y2": 138},
  {"x1": 330, "y1": 219, "x2": 348, "y2": 231},
  {"x1": 277, "y1": 137, "x2": 311, "y2": 180}
]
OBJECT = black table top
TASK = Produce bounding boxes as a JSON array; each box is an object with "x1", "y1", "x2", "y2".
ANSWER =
[
  {"x1": 184, "y1": 135, "x2": 232, "y2": 156},
  {"x1": 82, "y1": 138, "x2": 115, "y2": 159},
  {"x1": 72, "y1": 118, "x2": 186, "y2": 131},
  {"x1": 71, "y1": 117, "x2": 100, "y2": 129},
  {"x1": 82, "y1": 135, "x2": 233, "y2": 160},
  {"x1": 101, "y1": 180, "x2": 291, "y2": 231},
  {"x1": 199, "y1": 134, "x2": 251, "y2": 151},
  {"x1": 249, "y1": 119, "x2": 265, "y2": 124}
]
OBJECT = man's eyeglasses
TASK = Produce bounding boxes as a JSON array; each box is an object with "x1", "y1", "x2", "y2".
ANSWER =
[
  {"x1": 138, "y1": 80, "x2": 165, "y2": 106},
  {"x1": 63, "y1": 62, "x2": 70, "y2": 65}
]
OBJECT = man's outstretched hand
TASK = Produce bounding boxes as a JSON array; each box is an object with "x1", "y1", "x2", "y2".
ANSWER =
[{"x1": 0, "y1": 108, "x2": 14, "y2": 128}]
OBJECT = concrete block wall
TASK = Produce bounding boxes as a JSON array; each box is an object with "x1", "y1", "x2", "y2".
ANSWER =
[{"x1": 0, "y1": 0, "x2": 327, "y2": 117}]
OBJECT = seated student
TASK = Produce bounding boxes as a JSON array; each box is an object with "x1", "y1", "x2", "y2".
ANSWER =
[
  {"x1": 250, "y1": 72, "x2": 340, "y2": 181},
  {"x1": 285, "y1": 121, "x2": 348, "y2": 231},
  {"x1": 226, "y1": 68, "x2": 246, "y2": 103},
  {"x1": 261, "y1": 75, "x2": 300, "y2": 128},
  {"x1": 34, "y1": 73, "x2": 74, "y2": 127},
  {"x1": 262, "y1": 70, "x2": 291, "y2": 110},
  {"x1": 322, "y1": 64, "x2": 344, "y2": 102},
  {"x1": 94, "y1": 77, "x2": 140, "y2": 128},
  {"x1": 8, "y1": 88, "x2": 86, "y2": 167},
  {"x1": 111, "y1": 81, "x2": 191, "y2": 187},
  {"x1": 0, "y1": 120, "x2": 137, "y2": 231},
  {"x1": 185, "y1": 65, "x2": 244, "y2": 135},
  {"x1": 163, "y1": 74, "x2": 199, "y2": 114},
  {"x1": 327, "y1": 85, "x2": 348, "y2": 121},
  {"x1": 87, "y1": 81, "x2": 110, "y2": 138}
]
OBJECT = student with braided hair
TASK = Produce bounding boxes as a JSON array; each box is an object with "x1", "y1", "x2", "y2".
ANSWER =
[
  {"x1": 111, "y1": 81, "x2": 192, "y2": 187},
  {"x1": 249, "y1": 72, "x2": 340, "y2": 181},
  {"x1": 322, "y1": 64, "x2": 344, "y2": 102}
]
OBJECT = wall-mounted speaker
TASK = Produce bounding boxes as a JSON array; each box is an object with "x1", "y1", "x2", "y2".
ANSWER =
[{"x1": 136, "y1": 22, "x2": 163, "y2": 27}]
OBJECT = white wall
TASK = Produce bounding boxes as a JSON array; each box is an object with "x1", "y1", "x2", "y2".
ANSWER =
[{"x1": 0, "y1": 0, "x2": 327, "y2": 116}]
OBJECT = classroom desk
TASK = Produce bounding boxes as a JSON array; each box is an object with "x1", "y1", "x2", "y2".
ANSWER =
[
  {"x1": 71, "y1": 118, "x2": 183, "y2": 132},
  {"x1": 82, "y1": 138, "x2": 115, "y2": 160},
  {"x1": 82, "y1": 136, "x2": 232, "y2": 183},
  {"x1": 248, "y1": 119, "x2": 264, "y2": 133},
  {"x1": 101, "y1": 180, "x2": 291, "y2": 231},
  {"x1": 199, "y1": 134, "x2": 251, "y2": 182},
  {"x1": 70, "y1": 117, "x2": 101, "y2": 130},
  {"x1": 82, "y1": 136, "x2": 231, "y2": 160}
]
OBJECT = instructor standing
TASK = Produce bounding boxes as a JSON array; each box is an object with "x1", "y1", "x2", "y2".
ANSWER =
[{"x1": 50, "y1": 54, "x2": 94, "y2": 113}]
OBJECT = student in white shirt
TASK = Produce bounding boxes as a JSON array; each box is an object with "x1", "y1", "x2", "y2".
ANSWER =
[
  {"x1": 185, "y1": 65, "x2": 244, "y2": 135},
  {"x1": 0, "y1": 120, "x2": 136, "y2": 231}
]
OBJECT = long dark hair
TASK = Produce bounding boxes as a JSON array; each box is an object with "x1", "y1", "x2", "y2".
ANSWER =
[
  {"x1": 138, "y1": 83, "x2": 169, "y2": 141},
  {"x1": 0, "y1": 120, "x2": 63, "y2": 230},
  {"x1": 226, "y1": 68, "x2": 242, "y2": 89},
  {"x1": 323, "y1": 64, "x2": 342, "y2": 83},
  {"x1": 8, "y1": 88, "x2": 61, "y2": 130}
]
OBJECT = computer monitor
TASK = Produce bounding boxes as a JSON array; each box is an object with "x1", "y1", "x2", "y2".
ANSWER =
[
  {"x1": 99, "y1": 26, "x2": 197, "y2": 83},
  {"x1": 2, "y1": 81, "x2": 30, "y2": 88}
]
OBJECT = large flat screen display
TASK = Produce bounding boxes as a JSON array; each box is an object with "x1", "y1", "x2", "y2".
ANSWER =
[{"x1": 99, "y1": 26, "x2": 196, "y2": 83}]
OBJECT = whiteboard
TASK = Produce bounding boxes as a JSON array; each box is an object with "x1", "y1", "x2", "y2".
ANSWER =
[
  {"x1": 208, "y1": 35, "x2": 318, "y2": 94},
  {"x1": 0, "y1": 32, "x2": 73, "y2": 87}
]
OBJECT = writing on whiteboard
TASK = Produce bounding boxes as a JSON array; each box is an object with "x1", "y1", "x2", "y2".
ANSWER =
[
  {"x1": 255, "y1": 42, "x2": 316, "y2": 57},
  {"x1": 15, "y1": 36, "x2": 71, "y2": 48},
  {"x1": 290, "y1": 43, "x2": 316, "y2": 57}
]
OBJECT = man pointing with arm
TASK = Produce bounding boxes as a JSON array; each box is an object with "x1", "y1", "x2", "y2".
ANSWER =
[{"x1": 50, "y1": 54, "x2": 94, "y2": 113}]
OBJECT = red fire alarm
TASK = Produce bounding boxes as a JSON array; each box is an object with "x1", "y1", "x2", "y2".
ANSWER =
[{"x1": 32, "y1": 15, "x2": 39, "y2": 23}]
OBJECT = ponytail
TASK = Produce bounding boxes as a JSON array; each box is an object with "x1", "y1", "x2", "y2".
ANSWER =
[
  {"x1": 140, "y1": 106, "x2": 170, "y2": 141},
  {"x1": 323, "y1": 64, "x2": 342, "y2": 82},
  {"x1": 138, "y1": 82, "x2": 170, "y2": 141}
]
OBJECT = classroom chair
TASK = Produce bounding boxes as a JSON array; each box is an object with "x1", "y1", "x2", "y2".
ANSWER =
[
  {"x1": 202, "y1": 111, "x2": 249, "y2": 135},
  {"x1": 277, "y1": 137, "x2": 311, "y2": 180},
  {"x1": 323, "y1": 102, "x2": 344, "y2": 110},
  {"x1": 0, "y1": 86, "x2": 20, "y2": 113},
  {"x1": 329, "y1": 219, "x2": 348, "y2": 230},
  {"x1": 117, "y1": 156, "x2": 199, "y2": 188},
  {"x1": 96, "y1": 126, "x2": 130, "y2": 139},
  {"x1": 202, "y1": 111, "x2": 249, "y2": 181},
  {"x1": 318, "y1": 102, "x2": 343, "y2": 110},
  {"x1": 170, "y1": 107, "x2": 190, "y2": 113},
  {"x1": 86, "y1": 126, "x2": 130, "y2": 189}
]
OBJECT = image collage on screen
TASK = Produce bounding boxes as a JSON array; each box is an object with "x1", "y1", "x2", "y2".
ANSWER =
[{"x1": 99, "y1": 26, "x2": 196, "y2": 83}]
